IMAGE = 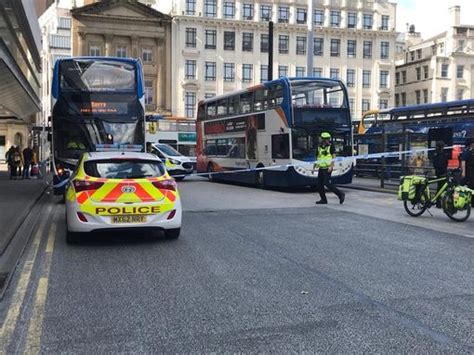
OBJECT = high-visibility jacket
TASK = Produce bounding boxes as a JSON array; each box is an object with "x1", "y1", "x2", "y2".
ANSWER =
[{"x1": 316, "y1": 145, "x2": 333, "y2": 169}]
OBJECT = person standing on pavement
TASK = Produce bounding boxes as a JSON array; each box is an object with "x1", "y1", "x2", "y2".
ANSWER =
[
  {"x1": 5, "y1": 145, "x2": 15, "y2": 179},
  {"x1": 432, "y1": 141, "x2": 448, "y2": 208},
  {"x1": 12, "y1": 146, "x2": 23, "y2": 179},
  {"x1": 22, "y1": 144, "x2": 33, "y2": 179},
  {"x1": 315, "y1": 132, "x2": 345, "y2": 205},
  {"x1": 461, "y1": 137, "x2": 474, "y2": 206}
]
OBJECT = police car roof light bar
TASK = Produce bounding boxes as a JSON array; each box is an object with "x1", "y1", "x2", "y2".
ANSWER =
[{"x1": 95, "y1": 144, "x2": 143, "y2": 152}]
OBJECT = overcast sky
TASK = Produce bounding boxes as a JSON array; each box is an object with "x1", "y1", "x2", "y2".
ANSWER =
[{"x1": 396, "y1": 0, "x2": 474, "y2": 38}]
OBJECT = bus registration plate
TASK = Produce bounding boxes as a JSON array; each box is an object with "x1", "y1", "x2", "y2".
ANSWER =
[{"x1": 111, "y1": 215, "x2": 147, "y2": 224}]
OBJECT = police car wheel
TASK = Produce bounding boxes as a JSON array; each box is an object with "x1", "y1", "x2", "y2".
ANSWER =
[
  {"x1": 66, "y1": 231, "x2": 81, "y2": 244},
  {"x1": 164, "y1": 228, "x2": 180, "y2": 239},
  {"x1": 207, "y1": 164, "x2": 214, "y2": 182}
]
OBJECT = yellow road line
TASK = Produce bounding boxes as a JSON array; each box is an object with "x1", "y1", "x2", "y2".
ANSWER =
[
  {"x1": 0, "y1": 205, "x2": 52, "y2": 352},
  {"x1": 24, "y1": 216, "x2": 58, "y2": 355}
]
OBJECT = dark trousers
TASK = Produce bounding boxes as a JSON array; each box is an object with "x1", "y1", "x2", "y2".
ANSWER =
[
  {"x1": 23, "y1": 161, "x2": 31, "y2": 178},
  {"x1": 318, "y1": 168, "x2": 342, "y2": 202}
]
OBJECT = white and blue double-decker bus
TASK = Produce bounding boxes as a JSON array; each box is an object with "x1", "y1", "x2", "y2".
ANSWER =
[
  {"x1": 196, "y1": 77, "x2": 354, "y2": 188},
  {"x1": 51, "y1": 57, "x2": 145, "y2": 193}
]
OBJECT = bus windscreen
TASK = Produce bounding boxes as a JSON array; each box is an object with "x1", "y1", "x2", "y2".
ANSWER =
[{"x1": 60, "y1": 60, "x2": 135, "y2": 92}]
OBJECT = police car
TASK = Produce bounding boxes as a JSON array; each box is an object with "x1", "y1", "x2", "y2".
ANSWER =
[
  {"x1": 150, "y1": 143, "x2": 194, "y2": 180},
  {"x1": 65, "y1": 148, "x2": 182, "y2": 243}
]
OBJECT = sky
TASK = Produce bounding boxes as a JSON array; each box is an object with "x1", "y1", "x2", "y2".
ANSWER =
[{"x1": 396, "y1": 0, "x2": 474, "y2": 38}]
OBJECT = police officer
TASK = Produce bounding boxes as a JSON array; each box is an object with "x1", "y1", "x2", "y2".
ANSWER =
[
  {"x1": 315, "y1": 132, "x2": 345, "y2": 205},
  {"x1": 461, "y1": 137, "x2": 474, "y2": 206}
]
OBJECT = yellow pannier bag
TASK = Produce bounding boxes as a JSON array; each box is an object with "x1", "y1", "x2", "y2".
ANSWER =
[
  {"x1": 398, "y1": 175, "x2": 427, "y2": 201},
  {"x1": 452, "y1": 186, "x2": 473, "y2": 209}
]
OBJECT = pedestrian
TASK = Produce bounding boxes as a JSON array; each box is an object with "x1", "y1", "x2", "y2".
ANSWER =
[
  {"x1": 460, "y1": 137, "x2": 474, "y2": 206},
  {"x1": 5, "y1": 145, "x2": 15, "y2": 179},
  {"x1": 315, "y1": 132, "x2": 345, "y2": 205},
  {"x1": 22, "y1": 144, "x2": 33, "y2": 179},
  {"x1": 432, "y1": 141, "x2": 448, "y2": 208},
  {"x1": 12, "y1": 146, "x2": 23, "y2": 179}
]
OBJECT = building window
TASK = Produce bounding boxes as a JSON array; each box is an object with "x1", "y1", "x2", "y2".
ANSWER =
[
  {"x1": 314, "y1": 9, "x2": 324, "y2": 25},
  {"x1": 185, "y1": 60, "x2": 196, "y2": 79},
  {"x1": 58, "y1": 17, "x2": 71, "y2": 29},
  {"x1": 346, "y1": 69, "x2": 355, "y2": 87},
  {"x1": 205, "y1": 61, "x2": 216, "y2": 81},
  {"x1": 401, "y1": 93, "x2": 406, "y2": 105},
  {"x1": 313, "y1": 67, "x2": 322, "y2": 77},
  {"x1": 347, "y1": 12, "x2": 357, "y2": 28},
  {"x1": 223, "y1": 1, "x2": 235, "y2": 18},
  {"x1": 185, "y1": 28, "x2": 197, "y2": 47},
  {"x1": 242, "y1": 32, "x2": 254, "y2": 51},
  {"x1": 410, "y1": 51, "x2": 415, "y2": 61},
  {"x1": 363, "y1": 14, "x2": 373, "y2": 29},
  {"x1": 381, "y1": 15, "x2": 389, "y2": 30},
  {"x1": 278, "y1": 65, "x2": 288, "y2": 78},
  {"x1": 441, "y1": 88, "x2": 448, "y2": 102},
  {"x1": 395, "y1": 72, "x2": 400, "y2": 85},
  {"x1": 330, "y1": 68, "x2": 339, "y2": 79},
  {"x1": 89, "y1": 43, "x2": 102, "y2": 56},
  {"x1": 314, "y1": 38, "x2": 323, "y2": 56},
  {"x1": 186, "y1": 0, "x2": 196, "y2": 15},
  {"x1": 242, "y1": 64, "x2": 253, "y2": 83},
  {"x1": 380, "y1": 42, "x2": 389, "y2": 59},
  {"x1": 363, "y1": 41, "x2": 372, "y2": 59},
  {"x1": 142, "y1": 47, "x2": 153, "y2": 62},
  {"x1": 49, "y1": 34, "x2": 70, "y2": 49},
  {"x1": 296, "y1": 66, "x2": 305, "y2": 77},
  {"x1": 330, "y1": 11, "x2": 340, "y2": 27},
  {"x1": 362, "y1": 99, "x2": 370, "y2": 113},
  {"x1": 296, "y1": 8, "x2": 307, "y2": 24},
  {"x1": 278, "y1": 6, "x2": 289, "y2": 23},
  {"x1": 423, "y1": 89, "x2": 429, "y2": 103},
  {"x1": 457, "y1": 65, "x2": 464, "y2": 79},
  {"x1": 242, "y1": 3, "x2": 254, "y2": 20},
  {"x1": 204, "y1": 0, "x2": 217, "y2": 17},
  {"x1": 260, "y1": 65, "x2": 268, "y2": 83},
  {"x1": 424, "y1": 65, "x2": 429, "y2": 79},
  {"x1": 185, "y1": 92, "x2": 196, "y2": 118},
  {"x1": 379, "y1": 99, "x2": 388, "y2": 109},
  {"x1": 224, "y1": 63, "x2": 235, "y2": 82},
  {"x1": 260, "y1": 5, "x2": 272, "y2": 21},
  {"x1": 402, "y1": 71, "x2": 407, "y2": 83},
  {"x1": 362, "y1": 70, "x2": 371, "y2": 88},
  {"x1": 349, "y1": 98, "x2": 355, "y2": 116},
  {"x1": 260, "y1": 34, "x2": 269, "y2": 53},
  {"x1": 457, "y1": 88, "x2": 464, "y2": 100},
  {"x1": 347, "y1": 40, "x2": 356, "y2": 58},
  {"x1": 395, "y1": 94, "x2": 400, "y2": 107},
  {"x1": 380, "y1": 70, "x2": 388, "y2": 88},
  {"x1": 224, "y1": 31, "x2": 235, "y2": 50},
  {"x1": 116, "y1": 45, "x2": 127, "y2": 58},
  {"x1": 415, "y1": 90, "x2": 421, "y2": 104},
  {"x1": 441, "y1": 64, "x2": 449, "y2": 78},
  {"x1": 296, "y1": 36, "x2": 306, "y2": 55},
  {"x1": 279, "y1": 35, "x2": 289, "y2": 54},
  {"x1": 205, "y1": 29, "x2": 217, "y2": 49},
  {"x1": 415, "y1": 67, "x2": 421, "y2": 81},
  {"x1": 330, "y1": 39, "x2": 340, "y2": 57},
  {"x1": 417, "y1": 49, "x2": 422, "y2": 59},
  {"x1": 145, "y1": 80, "x2": 154, "y2": 105}
]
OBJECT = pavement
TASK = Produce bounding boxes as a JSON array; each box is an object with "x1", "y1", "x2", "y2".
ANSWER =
[
  {"x1": 0, "y1": 171, "x2": 49, "y2": 292},
  {"x1": 1, "y1": 177, "x2": 473, "y2": 353}
]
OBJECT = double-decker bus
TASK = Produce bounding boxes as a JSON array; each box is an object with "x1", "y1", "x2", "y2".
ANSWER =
[
  {"x1": 51, "y1": 57, "x2": 145, "y2": 193},
  {"x1": 196, "y1": 77, "x2": 353, "y2": 188}
]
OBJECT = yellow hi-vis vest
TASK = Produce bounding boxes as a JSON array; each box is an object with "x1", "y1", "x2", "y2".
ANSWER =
[{"x1": 316, "y1": 145, "x2": 333, "y2": 169}]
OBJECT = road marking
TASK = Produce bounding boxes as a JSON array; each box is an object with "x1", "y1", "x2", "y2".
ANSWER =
[
  {"x1": 0, "y1": 204, "x2": 52, "y2": 352},
  {"x1": 24, "y1": 215, "x2": 57, "y2": 355}
]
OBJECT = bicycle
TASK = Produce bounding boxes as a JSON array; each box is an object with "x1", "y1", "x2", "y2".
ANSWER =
[{"x1": 402, "y1": 170, "x2": 472, "y2": 222}]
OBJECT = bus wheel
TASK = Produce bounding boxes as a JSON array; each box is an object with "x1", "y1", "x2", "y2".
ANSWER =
[
  {"x1": 207, "y1": 164, "x2": 214, "y2": 182},
  {"x1": 256, "y1": 165, "x2": 265, "y2": 189}
]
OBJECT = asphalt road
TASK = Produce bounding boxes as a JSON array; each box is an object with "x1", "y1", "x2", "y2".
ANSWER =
[{"x1": 1, "y1": 178, "x2": 473, "y2": 353}]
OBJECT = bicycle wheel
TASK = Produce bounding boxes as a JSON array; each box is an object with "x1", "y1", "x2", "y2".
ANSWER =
[
  {"x1": 403, "y1": 189, "x2": 428, "y2": 217},
  {"x1": 442, "y1": 194, "x2": 471, "y2": 222}
]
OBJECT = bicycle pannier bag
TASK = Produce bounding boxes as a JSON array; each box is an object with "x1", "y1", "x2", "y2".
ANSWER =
[
  {"x1": 452, "y1": 186, "x2": 472, "y2": 209},
  {"x1": 398, "y1": 175, "x2": 426, "y2": 201}
]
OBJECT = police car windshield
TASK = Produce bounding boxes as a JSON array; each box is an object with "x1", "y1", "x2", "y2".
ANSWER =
[
  {"x1": 156, "y1": 144, "x2": 182, "y2": 157},
  {"x1": 84, "y1": 159, "x2": 166, "y2": 179}
]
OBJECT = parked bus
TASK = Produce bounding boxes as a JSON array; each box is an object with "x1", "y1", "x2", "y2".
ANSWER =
[
  {"x1": 356, "y1": 109, "x2": 391, "y2": 134},
  {"x1": 51, "y1": 57, "x2": 145, "y2": 193},
  {"x1": 196, "y1": 77, "x2": 354, "y2": 188},
  {"x1": 355, "y1": 99, "x2": 474, "y2": 177},
  {"x1": 146, "y1": 116, "x2": 196, "y2": 157}
]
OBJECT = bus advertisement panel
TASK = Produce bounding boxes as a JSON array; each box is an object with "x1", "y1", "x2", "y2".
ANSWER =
[
  {"x1": 196, "y1": 77, "x2": 353, "y2": 188},
  {"x1": 51, "y1": 57, "x2": 145, "y2": 193}
]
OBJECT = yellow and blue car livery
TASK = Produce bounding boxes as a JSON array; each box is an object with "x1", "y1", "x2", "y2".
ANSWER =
[{"x1": 65, "y1": 151, "x2": 182, "y2": 243}]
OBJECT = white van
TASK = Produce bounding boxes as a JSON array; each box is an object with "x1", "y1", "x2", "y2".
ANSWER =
[{"x1": 150, "y1": 143, "x2": 194, "y2": 180}]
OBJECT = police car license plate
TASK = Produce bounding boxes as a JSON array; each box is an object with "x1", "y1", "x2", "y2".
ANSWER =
[{"x1": 111, "y1": 215, "x2": 147, "y2": 224}]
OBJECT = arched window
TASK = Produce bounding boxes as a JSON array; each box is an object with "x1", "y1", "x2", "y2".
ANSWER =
[{"x1": 14, "y1": 132, "x2": 22, "y2": 147}]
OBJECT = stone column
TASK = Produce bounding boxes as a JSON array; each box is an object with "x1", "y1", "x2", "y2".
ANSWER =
[
  {"x1": 78, "y1": 31, "x2": 87, "y2": 56},
  {"x1": 131, "y1": 35, "x2": 139, "y2": 58},
  {"x1": 155, "y1": 37, "x2": 164, "y2": 110},
  {"x1": 105, "y1": 34, "x2": 114, "y2": 56}
]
